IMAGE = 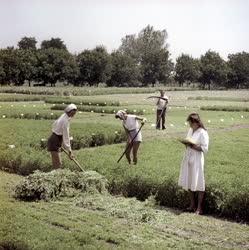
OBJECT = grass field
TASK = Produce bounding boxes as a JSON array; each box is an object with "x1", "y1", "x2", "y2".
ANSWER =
[
  {"x1": 0, "y1": 87, "x2": 249, "y2": 249},
  {"x1": 1, "y1": 171, "x2": 249, "y2": 250}
]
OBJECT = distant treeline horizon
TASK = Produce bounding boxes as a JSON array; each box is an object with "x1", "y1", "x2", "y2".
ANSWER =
[{"x1": 0, "y1": 25, "x2": 249, "y2": 89}]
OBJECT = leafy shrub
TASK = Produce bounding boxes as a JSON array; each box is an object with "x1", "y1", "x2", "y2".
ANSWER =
[
  {"x1": 109, "y1": 175, "x2": 249, "y2": 223},
  {"x1": 118, "y1": 175, "x2": 157, "y2": 201},
  {"x1": 0, "y1": 149, "x2": 51, "y2": 175},
  {"x1": 14, "y1": 169, "x2": 108, "y2": 201},
  {"x1": 0, "y1": 240, "x2": 29, "y2": 250}
]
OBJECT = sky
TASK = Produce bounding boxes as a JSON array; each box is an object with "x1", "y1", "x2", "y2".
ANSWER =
[{"x1": 0, "y1": 0, "x2": 249, "y2": 61}]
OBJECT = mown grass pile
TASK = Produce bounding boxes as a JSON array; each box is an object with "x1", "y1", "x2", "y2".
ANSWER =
[
  {"x1": 76, "y1": 193, "x2": 159, "y2": 223},
  {"x1": 14, "y1": 169, "x2": 108, "y2": 201}
]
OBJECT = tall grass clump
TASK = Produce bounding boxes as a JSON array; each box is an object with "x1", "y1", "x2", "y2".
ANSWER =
[{"x1": 0, "y1": 148, "x2": 52, "y2": 175}]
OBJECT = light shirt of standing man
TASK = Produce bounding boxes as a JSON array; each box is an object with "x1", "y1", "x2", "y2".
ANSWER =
[{"x1": 156, "y1": 90, "x2": 168, "y2": 130}]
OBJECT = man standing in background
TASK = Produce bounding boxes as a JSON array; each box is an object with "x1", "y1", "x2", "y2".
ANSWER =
[{"x1": 156, "y1": 90, "x2": 168, "y2": 130}]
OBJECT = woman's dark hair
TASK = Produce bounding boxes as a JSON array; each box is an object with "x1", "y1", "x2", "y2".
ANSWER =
[{"x1": 187, "y1": 112, "x2": 206, "y2": 130}]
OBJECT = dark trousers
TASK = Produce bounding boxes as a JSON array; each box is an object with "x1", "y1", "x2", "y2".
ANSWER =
[{"x1": 156, "y1": 108, "x2": 166, "y2": 129}]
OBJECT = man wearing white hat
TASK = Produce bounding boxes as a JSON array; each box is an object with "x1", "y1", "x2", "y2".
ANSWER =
[
  {"x1": 115, "y1": 110, "x2": 146, "y2": 165},
  {"x1": 47, "y1": 103, "x2": 77, "y2": 168}
]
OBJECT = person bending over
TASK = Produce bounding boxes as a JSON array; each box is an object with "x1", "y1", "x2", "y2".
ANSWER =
[
  {"x1": 115, "y1": 110, "x2": 146, "y2": 165},
  {"x1": 47, "y1": 103, "x2": 77, "y2": 169}
]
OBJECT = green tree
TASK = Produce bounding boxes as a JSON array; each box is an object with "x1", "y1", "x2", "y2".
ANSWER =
[
  {"x1": 0, "y1": 48, "x2": 20, "y2": 85},
  {"x1": 175, "y1": 54, "x2": 200, "y2": 86},
  {"x1": 16, "y1": 49, "x2": 38, "y2": 86},
  {"x1": 18, "y1": 37, "x2": 37, "y2": 50},
  {"x1": 77, "y1": 46, "x2": 111, "y2": 86},
  {"x1": 140, "y1": 48, "x2": 173, "y2": 86},
  {"x1": 119, "y1": 25, "x2": 172, "y2": 86},
  {"x1": 199, "y1": 50, "x2": 227, "y2": 89},
  {"x1": 36, "y1": 48, "x2": 78, "y2": 86},
  {"x1": 107, "y1": 51, "x2": 140, "y2": 87},
  {"x1": 227, "y1": 52, "x2": 249, "y2": 89},
  {"x1": 0, "y1": 60, "x2": 6, "y2": 84},
  {"x1": 119, "y1": 34, "x2": 139, "y2": 61},
  {"x1": 41, "y1": 38, "x2": 67, "y2": 50}
]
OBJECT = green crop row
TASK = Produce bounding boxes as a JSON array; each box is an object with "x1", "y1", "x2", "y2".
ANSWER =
[
  {"x1": 0, "y1": 119, "x2": 126, "y2": 152},
  {"x1": 0, "y1": 86, "x2": 198, "y2": 96},
  {"x1": 188, "y1": 96, "x2": 249, "y2": 102},
  {"x1": 0, "y1": 95, "x2": 45, "y2": 102},
  {"x1": 40, "y1": 130, "x2": 126, "y2": 150},
  {"x1": 44, "y1": 97, "x2": 120, "y2": 106},
  {"x1": 51, "y1": 104, "x2": 145, "y2": 115},
  {"x1": 201, "y1": 105, "x2": 249, "y2": 112},
  {"x1": 0, "y1": 86, "x2": 155, "y2": 96},
  {"x1": 0, "y1": 112, "x2": 60, "y2": 120}
]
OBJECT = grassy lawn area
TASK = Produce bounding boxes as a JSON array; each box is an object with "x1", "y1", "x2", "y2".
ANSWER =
[
  {"x1": 1, "y1": 88, "x2": 249, "y2": 248},
  {"x1": 1, "y1": 171, "x2": 249, "y2": 250}
]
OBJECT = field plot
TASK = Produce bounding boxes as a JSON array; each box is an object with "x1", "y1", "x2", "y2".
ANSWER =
[{"x1": 0, "y1": 87, "x2": 249, "y2": 249}]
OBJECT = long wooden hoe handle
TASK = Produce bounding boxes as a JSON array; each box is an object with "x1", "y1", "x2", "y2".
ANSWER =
[{"x1": 61, "y1": 147, "x2": 85, "y2": 172}]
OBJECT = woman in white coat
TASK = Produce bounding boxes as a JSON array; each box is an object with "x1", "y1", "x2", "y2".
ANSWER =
[{"x1": 178, "y1": 113, "x2": 209, "y2": 215}]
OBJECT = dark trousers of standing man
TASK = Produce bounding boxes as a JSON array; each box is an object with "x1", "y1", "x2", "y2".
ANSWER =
[{"x1": 156, "y1": 108, "x2": 166, "y2": 129}]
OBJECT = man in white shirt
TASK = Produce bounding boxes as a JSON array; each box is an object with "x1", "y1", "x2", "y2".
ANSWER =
[
  {"x1": 156, "y1": 90, "x2": 168, "y2": 130},
  {"x1": 47, "y1": 103, "x2": 77, "y2": 169}
]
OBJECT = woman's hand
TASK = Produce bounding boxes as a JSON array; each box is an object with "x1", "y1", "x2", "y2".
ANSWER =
[
  {"x1": 190, "y1": 144, "x2": 202, "y2": 151},
  {"x1": 141, "y1": 118, "x2": 147, "y2": 125}
]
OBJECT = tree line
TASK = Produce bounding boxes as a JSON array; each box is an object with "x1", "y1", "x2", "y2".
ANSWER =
[{"x1": 0, "y1": 25, "x2": 249, "y2": 89}]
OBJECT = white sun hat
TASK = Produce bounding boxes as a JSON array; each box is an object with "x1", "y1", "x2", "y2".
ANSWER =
[
  {"x1": 115, "y1": 110, "x2": 126, "y2": 119},
  {"x1": 64, "y1": 103, "x2": 77, "y2": 113}
]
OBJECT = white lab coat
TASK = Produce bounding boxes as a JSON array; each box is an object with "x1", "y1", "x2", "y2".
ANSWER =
[{"x1": 178, "y1": 127, "x2": 209, "y2": 191}]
